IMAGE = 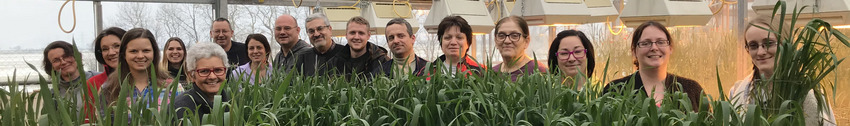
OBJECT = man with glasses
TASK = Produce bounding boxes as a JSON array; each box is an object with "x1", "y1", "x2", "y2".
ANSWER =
[
  {"x1": 273, "y1": 14, "x2": 313, "y2": 73},
  {"x1": 293, "y1": 13, "x2": 346, "y2": 76},
  {"x1": 210, "y1": 18, "x2": 249, "y2": 66}
]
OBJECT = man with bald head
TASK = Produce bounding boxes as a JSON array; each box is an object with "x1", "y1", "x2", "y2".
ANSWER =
[{"x1": 273, "y1": 14, "x2": 313, "y2": 73}]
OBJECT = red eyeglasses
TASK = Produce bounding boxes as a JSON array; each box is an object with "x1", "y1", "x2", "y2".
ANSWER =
[{"x1": 193, "y1": 67, "x2": 227, "y2": 77}]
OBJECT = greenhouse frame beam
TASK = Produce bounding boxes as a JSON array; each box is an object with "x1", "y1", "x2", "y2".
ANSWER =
[
  {"x1": 75, "y1": 0, "x2": 433, "y2": 9},
  {"x1": 79, "y1": 0, "x2": 433, "y2": 37}
]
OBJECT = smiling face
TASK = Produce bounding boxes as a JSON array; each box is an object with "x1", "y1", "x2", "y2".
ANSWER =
[
  {"x1": 164, "y1": 41, "x2": 184, "y2": 64},
  {"x1": 274, "y1": 15, "x2": 300, "y2": 46},
  {"x1": 745, "y1": 24, "x2": 778, "y2": 73},
  {"x1": 346, "y1": 22, "x2": 371, "y2": 52},
  {"x1": 210, "y1": 21, "x2": 233, "y2": 47},
  {"x1": 386, "y1": 24, "x2": 416, "y2": 58},
  {"x1": 189, "y1": 56, "x2": 226, "y2": 95},
  {"x1": 247, "y1": 39, "x2": 268, "y2": 63},
  {"x1": 495, "y1": 20, "x2": 529, "y2": 60},
  {"x1": 100, "y1": 35, "x2": 121, "y2": 68},
  {"x1": 47, "y1": 48, "x2": 78, "y2": 76},
  {"x1": 124, "y1": 38, "x2": 155, "y2": 72},
  {"x1": 633, "y1": 26, "x2": 672, "y2": 69},
  {"x1": 557, "y1": 36, "x2": 588, "y2": 77},
  {"x1": 440, "y1": 26, "x2": 469, "y2": 60},
  {"x1": 307, "y1": 19, "x2": 333, "y2": 49}
]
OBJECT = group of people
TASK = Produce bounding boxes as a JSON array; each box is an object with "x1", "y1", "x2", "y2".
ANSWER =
[{"x1": 40, "y1": 12, "x2": 834, "y2": 125}]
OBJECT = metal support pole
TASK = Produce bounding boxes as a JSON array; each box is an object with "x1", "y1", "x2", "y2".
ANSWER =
[
  {"x1": 736, "y1": 0, "x2": 749, "y2": 80},
  {"x1": 94, "y1": 1, "x2": 103, "y2": 33},
  {"x1": 214, "y1": 0, "x2": 228, "y2": 18}
]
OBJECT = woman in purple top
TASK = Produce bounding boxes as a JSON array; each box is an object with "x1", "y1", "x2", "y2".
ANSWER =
[
  {"x1": 231, "y1": 34, "x2": 272, "y2": 84},
  {"x1": 492, "y1": 16, "x2": 548, "y2": 81}
]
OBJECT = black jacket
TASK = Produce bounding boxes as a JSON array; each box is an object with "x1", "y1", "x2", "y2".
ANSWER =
[
  {"x1": 375, "y1": 55, "x2": 430, "y2": 77},
  {"x1": 603, "y1": 72, "x2": 703, "y2": 111},
  {"x1": 173, "y1": 84, "x2": 230, "y2": 121},
  {"x1": 168, "y1": 66, "x2": 186, "y2": 83},
  {"x1": 293, "y1": 43, "x2": 346, "y2": 76},
  {"x1": 273, "y1": 40, "x2": 312, "y2": 74},
  {"x1": 332, "y1": 42, "x2": 391, "y2": 80},
  {"x1": 226, "y1": 41, "x2": 250, "y2": 66}
]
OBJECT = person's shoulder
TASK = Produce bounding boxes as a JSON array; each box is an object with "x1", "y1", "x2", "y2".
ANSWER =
[
  {"x1": 533, "y1": 60, "x2": 549, "y2": 71},
  {"x1": 608, "y1": 74, "x2": 633, "y2": 85},
  {"x1": 232, "y1": 41, "x2": 245, "y2": 46},
  {"x1": 173, "y1": 91, "x2": 196, "y2": 107},
  {"x1": 491, "y1": 63, "x2": 502, "y2": 71},
  {"x1": 87, "y1": 73, "x2": 107, "y2": 83},
  {"x1": 603, "y1": 75, "x2": 632, "y2": 93},
  {"x1": 671, "y1": 75, "x2": 701, "y2": 88}
]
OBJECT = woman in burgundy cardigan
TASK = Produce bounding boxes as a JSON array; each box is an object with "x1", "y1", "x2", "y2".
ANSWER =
[{"x1": 603, "y1": 21, "x2": 703, "y2": 111}]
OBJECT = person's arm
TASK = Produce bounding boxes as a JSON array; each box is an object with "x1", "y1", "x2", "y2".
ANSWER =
[{"x1": 803, "y1": 90, "x2": 837, "y2": 126}]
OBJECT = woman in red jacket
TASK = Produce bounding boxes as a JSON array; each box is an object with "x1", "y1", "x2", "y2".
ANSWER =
[
  {"x1": 432, "y1": 16, "x2": 485, "y2": 77},
  {"x1": 84, "y1": 27, "x2": 126, "y2": 123}
]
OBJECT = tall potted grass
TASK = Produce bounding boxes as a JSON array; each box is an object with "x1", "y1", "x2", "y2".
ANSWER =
[{"x1": 747, "y1": 1, "x2": 850, "y2": 125}]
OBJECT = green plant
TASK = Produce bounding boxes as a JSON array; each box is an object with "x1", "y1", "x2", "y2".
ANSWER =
[
  {"x1": 1, "y1": 1, "x2": 847, "y2": 126},
  {"x1": 747, "y1": 1, "x2": 850, "y2": 125}
]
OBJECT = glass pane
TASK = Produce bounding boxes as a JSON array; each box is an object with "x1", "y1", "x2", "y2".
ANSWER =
[{"x1": 0, "y1": 0, "x2": 97, "y2": 85}]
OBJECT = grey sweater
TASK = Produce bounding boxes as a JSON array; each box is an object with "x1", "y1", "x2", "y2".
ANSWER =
[{"x1": 729, "y1": 73, "x2": 837, "y2": 126}]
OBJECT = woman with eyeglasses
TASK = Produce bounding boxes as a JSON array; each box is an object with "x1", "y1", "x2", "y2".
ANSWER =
[
  {"x1": 41, "y1": 41, "x2": 100, "y2": 123},
  {"x1": 729, "y1": 16, "x2": 835, "y2": 126},
  {"x1": 100, "y1": 28, "x2": 182, "y2": 116},
  {"x1": 173, "y1": 42, "x2": 231, "y2": 121},
  {"x1": 547, "y1": 30, "x2": 595, "y2": 90},
  {"x1": 88, "y1": 27, "x2": 126, "y2": 92},
  {"x1": 492, "y1": 16, "x2": 548, "y2": 81},
  {"x1": 603, "y1": 21, "x2": 703, "y2": 111}
]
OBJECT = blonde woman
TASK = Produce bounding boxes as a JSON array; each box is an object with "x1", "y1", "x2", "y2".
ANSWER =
[{"x1": 729, "y1": 16, "x2": 836, "y2": 126}]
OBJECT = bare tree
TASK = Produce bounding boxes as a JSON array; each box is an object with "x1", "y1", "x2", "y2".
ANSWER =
[
  {"x1": 113, "y1": 3, "x2": 151, "y2": 29},
  {"x1": 155, "y1": 4, "x2": 187, "y2": 44}
]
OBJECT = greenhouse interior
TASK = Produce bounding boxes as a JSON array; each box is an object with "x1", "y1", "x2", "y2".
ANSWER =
[{"x1": 0, "y1": 0, "x2": 849, "y2": 125}]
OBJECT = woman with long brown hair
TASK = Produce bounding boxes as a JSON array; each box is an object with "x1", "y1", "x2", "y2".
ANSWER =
[{"x1": 100, "y1": 28, "x2": 182, "y2": 111}]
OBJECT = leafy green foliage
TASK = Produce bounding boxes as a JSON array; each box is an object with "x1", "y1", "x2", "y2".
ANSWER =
[{"x1": 0, "y1": 1, "x2": 847, "y2": 126}]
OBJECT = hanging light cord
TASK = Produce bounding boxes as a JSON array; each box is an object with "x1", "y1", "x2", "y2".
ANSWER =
[
  {"x1": 607, "y1": 17, "x2": 624, "y2": 35},
  {"x1": 392, "y1": 0, "x2": 412, "y2": 18},
  {"x1": 292, "y1": 0, "x2": 303, "y2": 8},
  {"x1": 607, "y1": 0, "x2": 624, "y2": 35},
  {"x1": 712, "y1": 0, "x2": 737, "y2": 15},
  {"x1": 486, "y1": 0, "x2": 502, "y2": 23},
  {"x1": 349, "y1": 0, "x2": 360, "y2": 8},
  {"x1": 58, "y1": 0, "x2": 77, "y2": 33}
]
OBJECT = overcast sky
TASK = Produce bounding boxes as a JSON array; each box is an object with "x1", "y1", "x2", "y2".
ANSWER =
[{"x1": 0, "y1": 0, "x2": 136, "y2": 50}]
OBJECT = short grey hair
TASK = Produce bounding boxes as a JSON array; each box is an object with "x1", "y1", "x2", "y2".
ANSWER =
[
  {"x1": 185, "y1": 42, "x2": 229, "y2": 73},
  {"x1": 386, "y1": 18, "x2": 414, "y2": 36},
  {"x1": 306, "y1": 13, "x2": 331, "y2": 26}
]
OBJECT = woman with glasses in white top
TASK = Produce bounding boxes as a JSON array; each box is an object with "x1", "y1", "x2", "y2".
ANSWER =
[{"x1": 729, "y1": 16, "x2": 836, "y2": 126}]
